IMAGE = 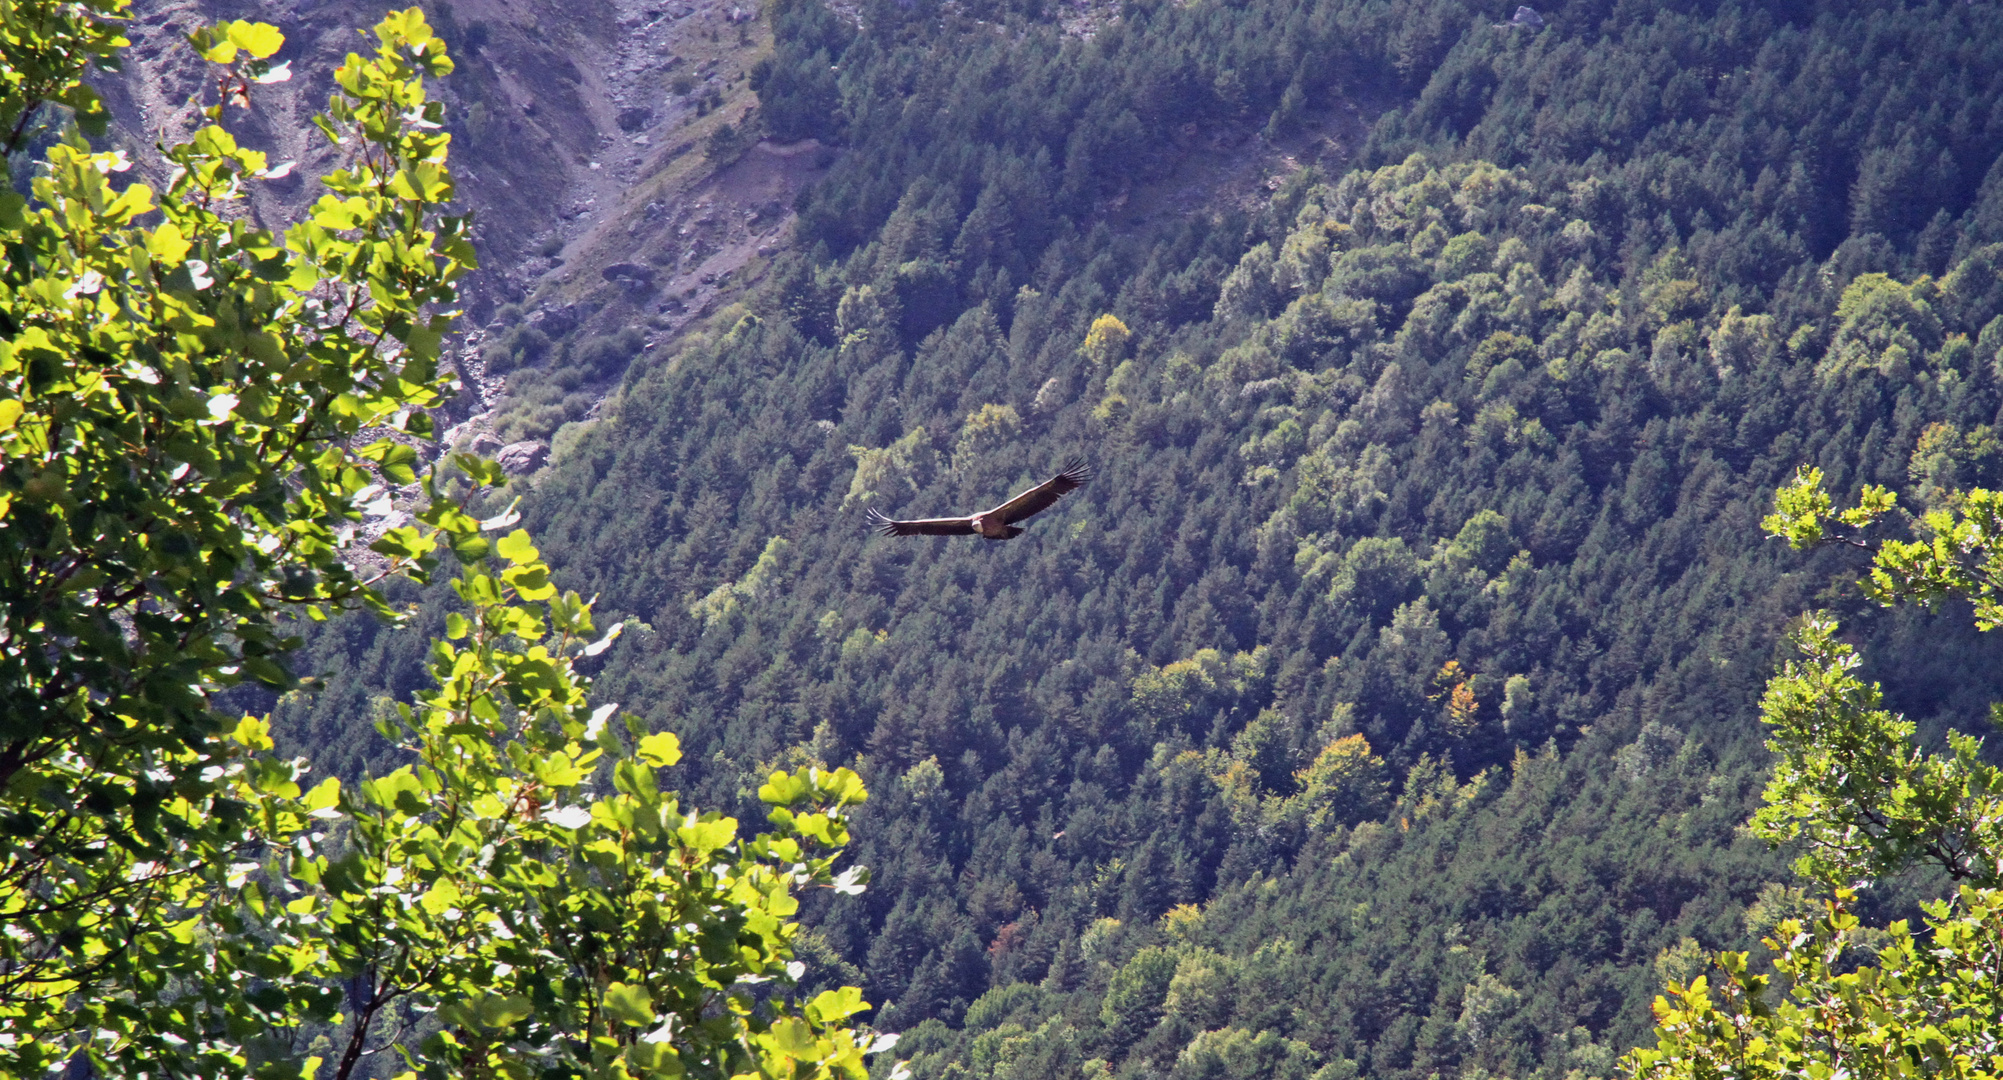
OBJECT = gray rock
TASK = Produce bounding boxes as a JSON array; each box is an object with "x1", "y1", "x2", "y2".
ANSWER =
[
  {"x1": 496, "y1": 440, "x2": 550, "y2": 475},
  {"x1": 1510, "y1": 5, "x2": 1544, "y2": 27},
  {"x1": 603, "y1": 262, "x2": 657, "y2": 289},
  {"x1": 527, "y1": 303, "x2": 581, "y2": 338}
]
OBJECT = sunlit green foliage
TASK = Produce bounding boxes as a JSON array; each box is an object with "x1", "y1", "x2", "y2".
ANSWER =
[
  {"x1": 1751, "y1": 613, "x2": 2003, "y2": 889},
  {"x1": 282, "y1": 489, "x2": 880, "y2": 1080},
  {"x1": 0, "y1": 7, "x2": 881, "y2": 1079},
  {"x1": 1633, "y1": 888, "x2": 2003, "y2": 1080},
  {"x1": 0, "y1": 1, "x2": 468, "y2": 1061},
  {"x1": 1628, "y1": 473, "x2": 2003, "y2": 1079}
]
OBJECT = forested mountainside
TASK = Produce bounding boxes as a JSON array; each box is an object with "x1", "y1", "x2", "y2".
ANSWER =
[{"x1": 275, "y1": 0, "x2": 2003, "y2": 1078}]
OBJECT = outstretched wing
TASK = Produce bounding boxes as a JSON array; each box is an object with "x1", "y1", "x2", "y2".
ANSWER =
[
  {"x1": 992, "y1": 461, "x2": 1093, "y2": 525},
  {"x1": 869, "y1": 508, "x2": 977, "y2": 536}
]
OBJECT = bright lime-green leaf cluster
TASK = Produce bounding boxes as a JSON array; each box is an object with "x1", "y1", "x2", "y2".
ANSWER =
[
  {"x1": 0, "y1": 4, "x2": 471, "y2": 1068},
  {"x1": 1630, "y1": 889, "x2": 2003, "y2": 1080},
  {"x1": 187, "y1": 19, "x2": 283, "y2": 65},
  {"x1": 1871, "y1": 488, "x2": 2003, "y2": 631},
  {"x1": 1627, "y1": 469, "x2": 2003, "y2": 1078},
  {"x1": 0, "y1": 0, "x2": 126, "y2": 141},
  {"x1": 1749, "y1": 614, "x2": 2003, "y2": 889},
  {"x1": 248, "y1": 465, "x2": 881, "y2": 1080},
  {"x1": 1760, "y1": 466, "x2": 1897, "y2": 550},
  {"x1": 1761, "y1": 466, "x2": 2003, "y2": 629},
  {"x1": 0, "y1": 8, "x2": 884, "y2": 1080}
]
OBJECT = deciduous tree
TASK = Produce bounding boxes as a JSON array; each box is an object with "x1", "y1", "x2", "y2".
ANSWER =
[
  {"x1": 0, "y1": 8, "x2": 883, "y2": 1078},
  {"x1": 1627, "y1": 469, "x2": 2003, "y2": 1079}
]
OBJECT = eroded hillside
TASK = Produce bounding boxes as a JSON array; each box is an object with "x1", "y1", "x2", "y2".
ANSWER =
[{"x1": 103, "y1": 0, "x2": 827, "y2": 474}]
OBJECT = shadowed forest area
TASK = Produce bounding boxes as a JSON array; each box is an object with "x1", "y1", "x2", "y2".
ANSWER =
[{"x1": 275, "y1": 1, "x2": 2003, "y2": 1077}]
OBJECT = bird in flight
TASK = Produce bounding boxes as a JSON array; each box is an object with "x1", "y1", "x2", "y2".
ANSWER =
[{"x1": 869, "y1": 462, "x2": 1092, "y2": 540}]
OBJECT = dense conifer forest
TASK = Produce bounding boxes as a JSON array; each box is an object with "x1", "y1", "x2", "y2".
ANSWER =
[{"x1": 272, "y1": 1, "x2": 2003, "y2": 1077}]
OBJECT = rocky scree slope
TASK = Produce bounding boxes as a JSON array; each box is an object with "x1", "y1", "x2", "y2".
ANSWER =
[{"x1": 100, "y1": 0, "x2": 825, "y2": 499}]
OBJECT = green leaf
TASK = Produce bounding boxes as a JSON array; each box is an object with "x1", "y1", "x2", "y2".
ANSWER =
[
  {"x1": 503, "y1": 563, "x2": 556, "y2": 600},
  {"x1": 603, "y1": 982, "x2": 655, "y2": 1027},
  {"x1": 496, "y1": 529, "x2": 539, "y2": 565},
  {"x1": 149, "y1": 221, "x2": 191, "y2": 264},
  {"x1": 817, "y1": 767, "x2": 869, "y2": 806},
  {"x1": 226, "y1": 20, "x2": 285, "y2": 59},
  {"x1": 477, "y1": 994, "x2": 535, "y2": 1029},
  {"x1": 381, "y1": 447, "x2": 418, "y2": 485},
  {"x1": 449, "y1": 531, "x2": 491, "y2": 564},
  {"x1": 301, "y1": 776, "x2": 340, "y2": 813},
  {"x1": 759, "y1": 771, "x2": 808, "y2": 806},
  {"x1": 806, "y1": 987, "x2": 869, "y2": 1024},
  {"x1": 676, "y1": 817, "x2": 736, "y2": 855},
  {"x1": 637, "y1": 731, "x2": 681, "y2": 767},
  {"x1": 452, "y1": 452, "x2": 508, "y2": 486},
  {"x1": 419, "y1": 876, "x2": 461, "y2": 916},
  {"x1": 767, "y1": 1017, "x2": 821, "y2": 1058},
  {"x1": 371, "y1": 525, "x2": 435, "y2": 560},
  {"x1": 242, "y1": 655, "x2": 292, "y2": 687}
]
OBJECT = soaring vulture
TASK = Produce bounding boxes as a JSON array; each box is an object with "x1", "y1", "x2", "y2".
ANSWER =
[{"x1": 869, "y1": 462, "x2": 1092, "y2": 540}]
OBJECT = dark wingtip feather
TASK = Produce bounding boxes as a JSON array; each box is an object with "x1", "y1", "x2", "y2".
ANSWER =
[
  {"x1": 865, "y1": 508, "x2": 901, "y2": 536},
  {"x1": 1055, "y1": 459, "x2": 1093, "y2": 489}
]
